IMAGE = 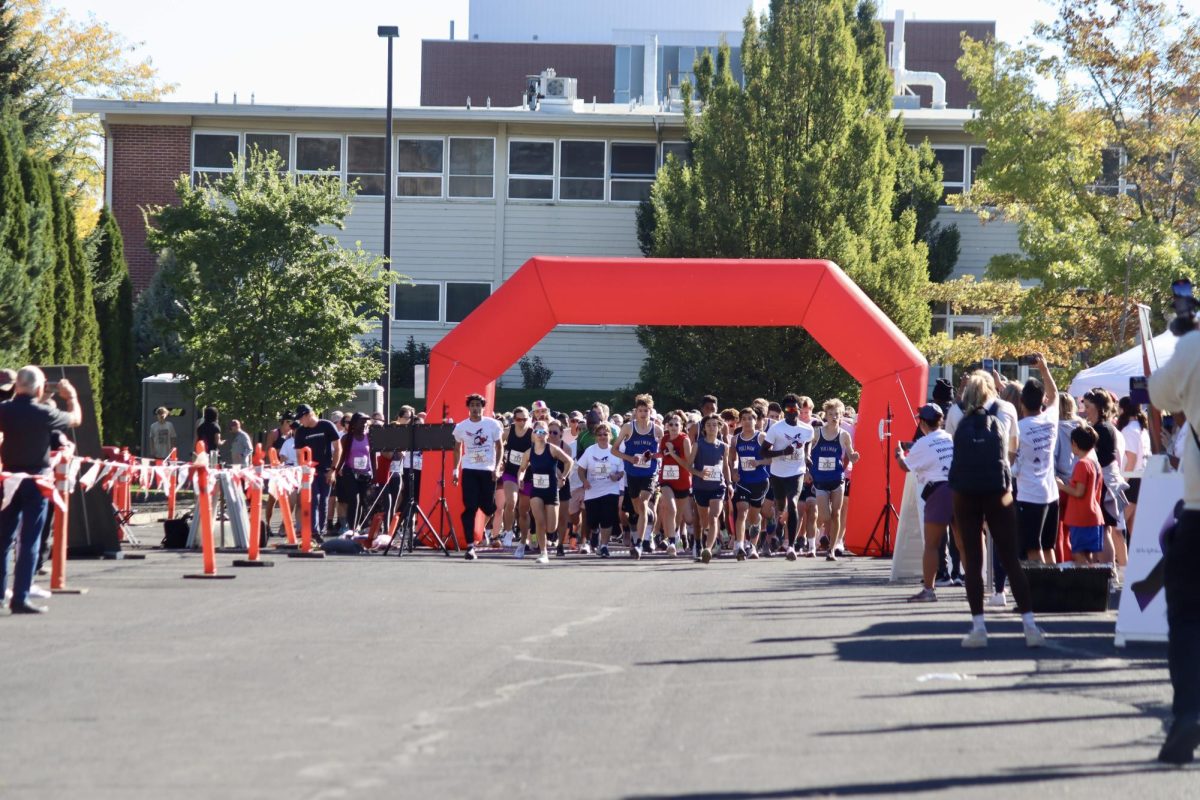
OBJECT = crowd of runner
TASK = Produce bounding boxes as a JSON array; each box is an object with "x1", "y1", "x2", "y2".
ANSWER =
[{"x1": 448, "y1": 392, "x2": 859, "y2": 565}]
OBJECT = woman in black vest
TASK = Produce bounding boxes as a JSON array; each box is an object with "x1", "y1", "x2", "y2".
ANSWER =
[{"x1": 949, "y1": 371, "x2": 1045, "y2": 650}]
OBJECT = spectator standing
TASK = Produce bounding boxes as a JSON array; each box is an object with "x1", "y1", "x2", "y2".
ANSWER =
[
  {"x1": 148, "y1": 407, "x2": 178, "y2": 460},
  {"x1": 293, "y1": 404, "x2": 341, "y2": 541},
  {"x1": 0, "y1": 369, "x2": 15, "y2": 403},
  {"x1": 0, "y1": 367, "x2": 83, "y2": 614},
  {"x1": 228, "y1": 420, "x2": 253, "y2": 467},
  {"x1": 195, "y1": 406, "x2": 222, "y2": 461}
]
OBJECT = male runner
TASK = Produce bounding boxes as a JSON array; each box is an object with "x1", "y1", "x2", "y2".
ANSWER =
[
  {"x1": 452, "y1": 394, "x2": 504, "y2": 560},
  {"x1": 611, "y1": 394, "x2": 663, "y2": 559},
  {"x1": 760, "y1": 393, "x2": 815, "y2": 561}
]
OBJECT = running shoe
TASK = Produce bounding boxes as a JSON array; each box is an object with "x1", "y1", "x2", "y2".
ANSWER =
[
  {"x1": 465, "y1": 546, "x2": 477, "y2": 561},
  {"x1": 735, "y1": 547, "x2": 745, "y2": 562},
  {"x1": 987, "y1": 591, "x2": 1008, "y2": 608},
  {"x1": 785, "y1": 546, "x2": 797, "y2": 562},
  {"x1": 556, "y1": 542, "x2": 566, "y2": 557},
  {"x1": 826, "y1": 551, "x2": 838, "y2": 562},
  {"x1": 502, "y1": 529, "x2": 514, "y2": 548},
  {"x1": 701, "y1": 547, "x2": 712, "y2": 564},
  {"x1": 514, "y1": 543, "x2": 526, "y2": 559},
  {"x1": 961, "y1": 628, "x2": 988, "y2": 648},
  {"x1": 1023, "y1": 625, "x2": 1047, "y2": 648},
  {"x1": 748, "y1": 548, "x2": 760, "y2": 560},
  {"x1": 666, "y1": 541, "x2": 677, "y2": 558},
  {"x1": 537, "y1": 551, "x2": 550, "y2": 565},
  {"x1": 833, "y1": 547, "x2": 846, "y2": 558},
  {"x1": 630, "y1": 543, "x2": 641, "y2": 560},
  {"x1": 934, "y1": 577, "x2": 955, "y2": 588},
  {"x1": 599, "y1": 544, "x2": 610, "y2": 558},
  {"x1": 802, "y1": 548, "x2": 815, "y2": 559},
  {"x1": 951, "y1": 577, "x2": 965, "y2": 587},
  {"x1": 642, "y1": 539, "x2": 653, "y2": 555},
  {"x1": 818, "y1": 535, "x2": 829, "y2": 551},
  {"x1": 907, "y1": 588, "x2": 937, "y2": 603}
]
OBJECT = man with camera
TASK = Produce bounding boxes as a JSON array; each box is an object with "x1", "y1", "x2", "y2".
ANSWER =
[{"x1": 1148, "y1": 279, "x2": 1200, "y2": 764}]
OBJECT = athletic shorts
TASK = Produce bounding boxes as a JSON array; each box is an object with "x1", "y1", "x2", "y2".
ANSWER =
[
  {"x1": 770, "y1": 475, "x2": 801, "y2": 505},
  {"x1": 694, "y1": 488, "x2": 726, "y2": 507},
  {"x1": 622, "y1": 491, "x2": 635, "y2": 516},
  {"x1": 1126, "y1": 477, "x2": 1141, "y2": 505},
  {"x1": 460, "y1": 468, "x2": 498, "y2": 515},
  {"x1": 502, "y1": 474, "x2": 533, "y2": 497},
  {"x1": 585, "y1": 494, "x2": 619, "y2": 530},
  {"x1": 530, "y1": 487, "x2": 559, "y2": 506},
  {"x1": 921, "y1": 482, "x2": 954, "y2": 526},
  {"x1": 765, "y1": 485, "x2": 775, "y2": 502},
  {"x1": 813, "y1": 480, "x2": 844, "y2": 497},
  {"x1": 559, "y1": 480, "x2": 571, "y2": 503},
  {"x1": 626, "y1": 474, "x2": 657, "y2": 497},
  {"x1": 336, "y1": 471, "x2": 372, "y2": 503},
  {"x1": 569, "y1": 487, "x2": 585, "y2": 516},
  {"x1": 733, "y1": 481, "x2": 769, "y2": 508},
  {"x1": 1017, "y1": 500, "x2": 1059, "y2": 553},
  {"x1": 1069, "y1": 524, "x2": 1104, "y2": 554},
  {"x1": 661, "y1": 484, "x2": 691, "y2": 499}
]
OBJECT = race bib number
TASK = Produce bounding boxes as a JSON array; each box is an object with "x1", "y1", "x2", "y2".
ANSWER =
[
  {"x1": 818, "y1": 456, "x2": 836, "y2": 472},
  {"x1": 352, "y1": 455, "x2": 369, "y2": 471},
  {"x1": 470, "y1": 451, "x2": 487, "y2": 464},
  {"x1": 591, "y1": 462, "x2": 609, "y2": 478},
  {"x1": 787, "y1": 450, "x2": 802, "y2": 461},
  {"x1": 702, "y1": 465, "x2": 722, "y2": 482},
  {"x1": 740, "y1": 457, "x2": 756, "y2": 472},
  {"x1": 662, "y1": 464, "x2": 680, "y2": 481},
  {"x1": 532, "y1": 473, "x2": 550, "y2": 489},
  {"x1": 508, "y1": 450, "x2": 524, "y2": 466}
]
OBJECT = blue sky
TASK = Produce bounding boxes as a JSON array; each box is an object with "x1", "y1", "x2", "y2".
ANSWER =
[{"x1": 65, "y1": 1, "x2": 1200, "y2": 107}]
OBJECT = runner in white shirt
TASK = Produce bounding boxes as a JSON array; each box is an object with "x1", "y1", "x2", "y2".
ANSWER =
[
  {"x1": 896, "y1": 404, "x2": 955, "y2": 601},
  {"x1": 575, "y1": 425, "x2": 626, "y2": 558},
  {"x1": 452, "y1": 393, "x2": 504, "y2": 561},
  {"x1": 1011, "y1": 354, "x2": 1060, "y2": 563},
  {"x1": 760, "y1": 393, "x2": 815, "y2": 561}
]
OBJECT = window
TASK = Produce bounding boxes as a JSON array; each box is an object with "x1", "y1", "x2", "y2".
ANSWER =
[
  {"x1": 347, "y1": 136, "x2": 386, "y2": 196},
  {"x1": 397, "y1": 137, "x2": 444, "y2": 197},
  {"x1": 508, "y1": 140, "x2": 554, "y2": 200},
  {"x1": 1093, "y1": 147, "x2": 1123, "y2": 196},
  {"x1": 610, "y1": 142, "x2": 656, "y2": 202},
  {"x1": 931, "y1": 146, "x2": 965, "y2": 203},
  {"x1": 393, "y1": 283, "x2": 440, "y2": 322},
  {"x1": 613, "y1": 44, "x2": 645, "y2": 104},
  {"x1": 448, "y1": 137, "x2": 494, "y2": 198},
  {"x1": 244, "y1": 132, "x2": 290, "y2": 171},
  {"x1": 192, "y1": 132, "x2": 239, "y2": 185},
  {"x1": 296, "y1": 136, "x2": 341, "y2": 184},
  {"x1": 968, "y1": 146, "x2": 987, "y2": 189},
  {"x1": 662, "y1": 141, "x2": 691, "y2": 166},
  {"x1": 446, "y1": 282, "x2": 491, "y2": 322},
  {"x1": 559, "y1": 140, "x2": 605, "y2": 200}
]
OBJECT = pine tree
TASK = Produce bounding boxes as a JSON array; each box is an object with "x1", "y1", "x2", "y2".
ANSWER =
[
  {"x1": 89, "y1": 207, "x2": 134, "y2": 444},
  {"x1": 20, "y1": 151, "x2": 55, "y2": 362},
  {"x1": 62, "y1": 192, "x2": 103, "y2": 437},
  {"x1": 638, "y1": 0, "x2": 933, "y2": 406},
  {"x1": 0, "y1": 106, "x2": 33, "y2": 364},
  {"x1": 47, "y1": 173, "x2": 74, "y2": 362}
]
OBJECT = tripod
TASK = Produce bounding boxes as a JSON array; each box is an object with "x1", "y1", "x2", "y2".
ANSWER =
[
  {"x1": 377, "y1": 418, "x2": 457, "y2": 557},
  {"x1": 863, "y1": 403, "x2": 899, "y2": 557}
]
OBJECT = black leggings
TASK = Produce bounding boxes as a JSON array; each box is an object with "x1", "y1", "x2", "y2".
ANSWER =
[
  {"x1": 952, "y1": 491, "x2": 1033, "y2": 617},
  {"x1": 460, "y1": 469, "x2": 497, "y2": 541}
]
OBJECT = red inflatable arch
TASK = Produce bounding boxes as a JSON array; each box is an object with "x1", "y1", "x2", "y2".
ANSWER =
[{"x1": 420, "y1": 257, "x2": 927, "y2": 554}]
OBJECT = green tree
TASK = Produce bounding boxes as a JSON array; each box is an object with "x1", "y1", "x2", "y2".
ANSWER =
[
  {"x1": 144, "y1": 148, "x2": 397, "y2": 433},
  {"x1": 131, "y1": 250, "x2": 184, "y2": 370},
  {"x1": 957, "y1": 0, "x2": 1200, "y2": 353},
  {"x1": 46, "y1": 173, "x2": 73, "y2": 361},
  {"x1": 89, "y1": 207, "x2": 134, "y2": 444},
  {"x1": 21, "y1": 152, "x2": 56, "y2": 363},
  {"x1": 638, "y1": 0, "x2": 932, "y2": 406},
  {"x1": 389, "y1": 335, "x2": 431, "y2": 390},
  {"x1": 0, "y1": 106, "x2": 33, "y2": 363}
]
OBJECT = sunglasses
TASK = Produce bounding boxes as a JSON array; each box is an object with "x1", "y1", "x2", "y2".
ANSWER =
[
  {"x1": 533, "y1": 428, "x2": 547, "y2": 435},
  {"x1": 548, "y1": 430, "x2": 561, "y2": 436},
  {"x1": 514, "y1": 416, "x2": 528, "y2": 422}
]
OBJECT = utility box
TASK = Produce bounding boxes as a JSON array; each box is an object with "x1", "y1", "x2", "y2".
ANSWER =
[
  {"x1": 349, "y1": 382, "x2": 384, "y2": 417},
  {"x1": 141, "y1": 374, "x2": 195, "y2": 459}
]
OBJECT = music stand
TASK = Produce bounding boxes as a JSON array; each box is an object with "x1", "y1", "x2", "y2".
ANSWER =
[
  {"x1": 863, "y1": 403, "x2": 899, "y2": 557},
  {"x1": 369, "y1": 423, "x2": 458, "y2": 557}
]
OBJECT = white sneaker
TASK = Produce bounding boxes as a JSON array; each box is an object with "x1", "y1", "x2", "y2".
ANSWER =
[
  {"x1": 785, "y1": 546, "x2": 797, "y2": 562},
  {"x1": 579, "y1": 542, "x2": 591, "y2": 555},
  {"x1": 666, "y1": 541, "x2": 677, "y2": 558},
  {"x1": 987, "y1": 592, "x2": 1008, "y2": 608},
  {"x1": 502, "y1": 529, "x2": 514, "y2": 547},
  {"x1": 961, "y1": 628, "x2": 989, "y2": 648},
  {"x1": 537, "y1": 550, "x2": 550, "y2": 565},
  {"x1": 514, "y1": 543, "x2": 526, "y2": 559},
  {"x1": 28, "y1": 585, "x2": 51, "y2": 599},
  {"x1": 3, "y1": 588, "x2": 10, "y2": 603},
  {"x1": 1024, "y1": 625, "x2": 1047, "y2": 648}
]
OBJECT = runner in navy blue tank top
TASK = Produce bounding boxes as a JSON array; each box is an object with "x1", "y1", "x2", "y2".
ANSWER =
[
  {"x1": 728, "y1": 407, "x2": 768, "y2": 560},
  {"x1": 811, "y1": 399, "x2": 858, "y2": 560},
  {"x1": 517, "y1": 423, "x2": 574, "y2": 564},
  {"x1": 500, "y1": 407, "x2": 533, "y2": 554},
  {"x1": 688, "y1": 414, "x2": 731, "y2": 564},
  {"x1": 612, "y1": 394, "x2": 662, "y2": 559}
]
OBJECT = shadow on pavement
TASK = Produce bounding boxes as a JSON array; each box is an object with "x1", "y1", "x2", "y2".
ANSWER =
[{"x1": 820, "y1": 710, "x2": 1147, "y2": 736}]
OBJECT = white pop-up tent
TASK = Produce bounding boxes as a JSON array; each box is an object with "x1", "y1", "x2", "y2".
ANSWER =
[{"x1": 1067, "y1": 330, "x2": 1176, "y2": 400}]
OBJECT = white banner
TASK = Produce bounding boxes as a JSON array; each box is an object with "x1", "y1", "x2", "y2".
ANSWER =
[
  {"x1": 890, "y1": 473, "x2": 925, "y2": 582},
  {"x1": 1115, "y1": 455, "x2": 1181, "y2": 647}
]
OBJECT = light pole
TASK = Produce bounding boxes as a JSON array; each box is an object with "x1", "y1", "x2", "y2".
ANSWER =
[{"x1": 378, "y1": 25, "x2": 398, "y2": 417}]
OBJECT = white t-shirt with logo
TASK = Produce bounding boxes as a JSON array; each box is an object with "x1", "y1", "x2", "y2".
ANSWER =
[
  {"x1": 453, "y1": 417, "x2": 504, "y2": 471},
  {"x1": 762, "y1": 419, "x2": 815, "y2": 478},
  {"x1": 1014, "y1": 403, "x2": 1060, "y2": 504},
  {"x1": 576, "y1": 444, "x2": 624, "y2": 500},
  {"x1": 904, "y1": 429, "x2": 954, "y2": 485}
]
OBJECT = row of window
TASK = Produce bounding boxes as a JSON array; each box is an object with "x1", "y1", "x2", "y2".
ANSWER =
[
  {"x1": 395, "y1": 281, "x2": 491, "y2": 324},
  {"x1": 192, "y1": 132, "x2": 691, "y2": 203},
  {"x1": 930, "y1": 145, "x2": 987, "y2": 203}
]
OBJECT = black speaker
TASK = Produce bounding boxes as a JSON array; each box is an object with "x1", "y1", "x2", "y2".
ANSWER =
[{"x1": 1023, "y1": 563, "x2": 1112, "y2": 613}]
